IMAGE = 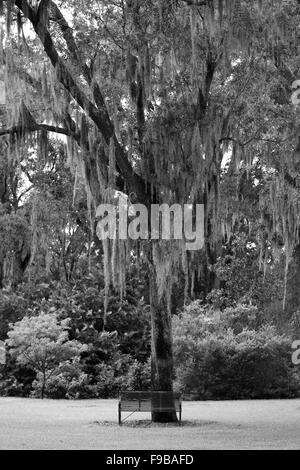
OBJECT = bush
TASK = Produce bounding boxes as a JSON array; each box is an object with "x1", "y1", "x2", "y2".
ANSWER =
[
  {"x1": 125, "y1": 358, "x2": 151, "y2": 391},
  {"x1": 31, "y1": 359, "x2": 90, "y2": 399},
  {"x1": 0, "y1": 290, "x2": 27, "y2": 341},
  {"x1": 92, "y1": 358, "x2": 151, "y2": 398},
  {"x1": 0, "y1": 374, "x2": 28, "y2": 397},
  {"x1": 30, "y1": 356, "x2": 151, "y2": 399},
  {"x1": 173, "y1": 302, "x2": 300, "y2": 399}
]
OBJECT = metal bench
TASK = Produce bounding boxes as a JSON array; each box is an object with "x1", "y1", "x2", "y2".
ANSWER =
[{"x1": 118, "y1": 391, "x2": 182, "y2": 425}]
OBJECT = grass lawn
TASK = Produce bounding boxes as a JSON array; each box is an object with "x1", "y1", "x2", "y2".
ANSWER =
[{"x1": 0, "y1": 397, "x2": 299, "y2": 449}]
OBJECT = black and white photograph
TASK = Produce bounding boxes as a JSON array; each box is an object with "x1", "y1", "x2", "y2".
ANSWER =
[{"x1": 0, "y1": 0, "x2": 300, "y2": 455}]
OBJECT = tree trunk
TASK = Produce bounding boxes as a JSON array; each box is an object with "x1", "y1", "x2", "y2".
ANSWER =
[
  {"x1": 6, "y1": 251, "x2": 31, "y2": 289},
  {"x1": 149, "y1": 267, "x2": 177, "y2": 423},
  {"x1": 285, "y1": 244, "x2": 300, "y2": 317},
  {"x1": 0, "y1": 260, "x2": 3, "y2": 289},
  {"x1": 41, "y1": 371, "x2": 46, "y2": 399}
]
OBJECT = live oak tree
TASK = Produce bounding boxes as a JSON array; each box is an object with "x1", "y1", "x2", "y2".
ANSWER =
[{"x1": 1, "y1": 0, "x2": 300, "y2": 421}]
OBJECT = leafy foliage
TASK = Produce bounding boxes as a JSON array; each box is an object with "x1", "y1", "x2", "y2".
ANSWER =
[
  {"x1": 6, "y1": 312, "x2": 86, "y2": 398},
  {"x1": 173, "y1": 302, "x2": 300, "y2": 399}
]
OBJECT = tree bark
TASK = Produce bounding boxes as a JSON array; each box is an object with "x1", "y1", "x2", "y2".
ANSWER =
[
  {"x1": 149, "y1": 266, "x2": 178, "y2": 423},
  {"x1": 285, "y1": 244, "x2": 300, "y2": 317},
  {"x1": 41, "y1": 371, "x2": 46, "y2": 399},
  {"x1": 0, "y1": 261, "x2": 3, "y2": 289}
]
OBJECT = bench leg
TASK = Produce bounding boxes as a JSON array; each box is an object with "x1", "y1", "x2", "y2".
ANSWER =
[
  {"x1": 179, "y1": 404, "x2": 182, "y2": 426},
  {"x1": 118, "y1": 402, "x2": 122, "y2": 425}
]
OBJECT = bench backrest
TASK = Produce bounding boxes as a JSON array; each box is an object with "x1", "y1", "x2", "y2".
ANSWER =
[{"x1": 119, "y1": 391, "x2": 181, "y2": 411}]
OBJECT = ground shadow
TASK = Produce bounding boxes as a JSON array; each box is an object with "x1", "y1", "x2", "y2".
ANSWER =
[{"x1": 91, "y1": 419, "x2": 219, "y2": 428}]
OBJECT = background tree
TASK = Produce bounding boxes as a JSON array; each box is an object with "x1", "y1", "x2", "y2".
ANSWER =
[{"x1": 6, "y1": 312, "x2": 85, "y2": 398}]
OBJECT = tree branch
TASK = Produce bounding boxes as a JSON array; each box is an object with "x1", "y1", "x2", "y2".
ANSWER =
[
  {"x1": 49, "y1": 0, "x2": 92, "y2": 83},
  {"x1": 0, "y1": 122, "x2": 71, "y2": 137},
  {"x1": 14, "y1": 0, "x2": 113, "y2": 139},
  {"x1": 48, "y1": 1, "x2": 115, "y2": 136},
  {"x1": 13, "y1": 0, "x2": 149, "y2": 203},
  {"x1": 181, "y1": 0, "x2": 209, "y2": 5}
]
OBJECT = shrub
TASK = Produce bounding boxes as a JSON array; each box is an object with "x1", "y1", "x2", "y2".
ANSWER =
[
  {"x1": 173, "y1": 302, "x2": 300, "y2": 399},
  {"x1": 92, "y1": 358, "x2": 151, "y2": 398},
  {"x1": 31, "y1": 359, "x2": 90, "y2": 399},
  {"x1": 125, "y1": 358, "x2": 151, "y2": 391},
  {"x1": 0, "y1": 290, "x2": 27, "y2": 341}
]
